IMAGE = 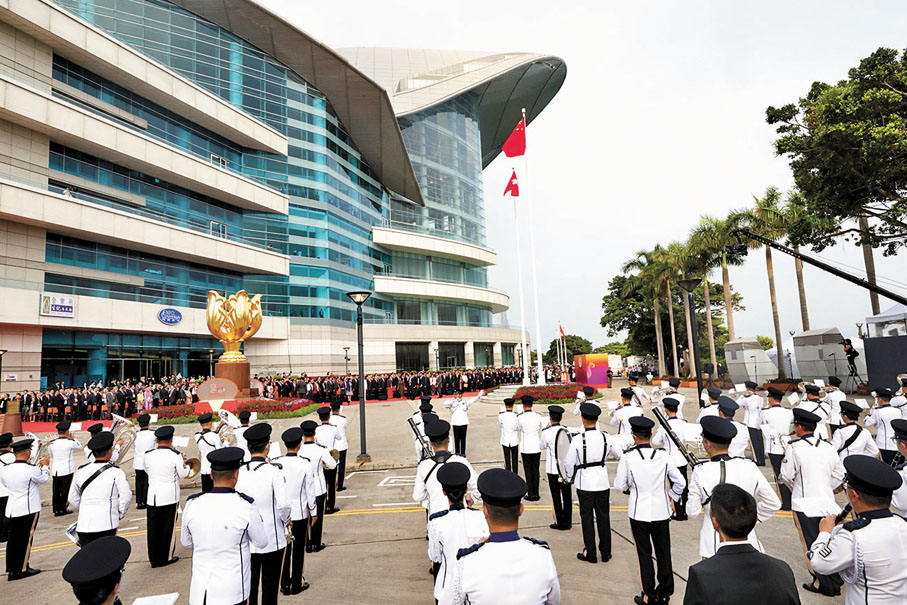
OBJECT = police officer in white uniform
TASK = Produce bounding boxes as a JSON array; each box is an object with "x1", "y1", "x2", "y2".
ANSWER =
[
  {"x1": 808, "y1": 455, "x2": 907, "y2": 604},
  {"x1": 299, "y1": 419, "x2": 335, "y2": 553},
  {"x1": 740, "y1": 381, "x2": 767, "y2": 465},
  {"x1": 1, "y1": 438, "x2": 49, "y2": 580},
  {"x1": 890, "y1": 419, "x2": 907, "y2": 516},
  {"x1": 236, "y1": 423, "x2": 291, "y2": 605},
  {"x1": 687, "y1": 416, "x2": 781, "y2": 558},
  {"x1": 824, "y1": 376, "x2": 846, "y2": 434},
  {"x1": 234, "y1": 410, "x2": 252, "y2": 461},
  {"x1": 194, "y1": 413, "x2": 225, "y2": 493},
  {"x1": 498, "y1": 398, "x2": 521, "y2": 472},
  {"x1": 412, "y1": 399, "x2": 435, "y2": 461},
  {"x1": 761, "y1": 386, "x2": 794, "y2": 510},
  {"x1": 615, "y1": 416, "x2": 685, "y2": 605},
  {"x1": 84, "y1": 423, "x2": 122, "y2": 464},
  {"x1": 800, "y1": 383, "x2": 831, "y2": 440},
  {"x1": 181, "y1": 447, "x2": 268, "y2": 605},
  {"x1": 49, "y1": 420, "x2": 82, "y2": 516},
  {"x1": 69, "y1": 431, "x2": 132, "y2": 547},
  {"x1": 717, "y1": 397, "x2": 750, "y2": 459},
  {"x1": 132, "y1": 413, "x2": 155, "y2": 510},
  {"x1": 428, "y1": 462, "x2": 489, "y2": 605},
  {"x1": 329, "y1": 400, "x2": 349, "y2": 491},
  {"x1": 61, "y1": 534, "x2": 132, "y2": 605},
  {"x1": 566, "y1": 402, "x2": 623, "y2": 563},
  {"x1": 832, "y1": 401, "x2": 879, "y2": 460},
  {"x1": 143, "y1": 425, "x2": 189, "y2": 567},
  {"x1": 781, "y1": 407, "x2": 846, "y2": 596},
  {"x1": 414, "y1": 419, "x2": 478, "y2": 519},
  {"x1": 539, "y1": 405, "x2": 572, "y2": 530},
  {"x1": 315, "y1": 406, "x2": 342, "y2": 514},
  {"x1": 628, "y1": 374, "x2": 652, "y2": 408},
  {"x1": 865, "y1": 387, "x2": 901, "y2": 465},
  {"x1": 696, "y1": 387, "x2": 722, "y2": 423},
  {"x1": 0, "y1": 432, "x2": 13, "y2": 542},
  {"x1": 445, "y1": 389, "x2": 484, "y2": 456},
  {"x1": 274, "y1": 427, "x2": 317, "y2": 596},
  {"x1": 652, "y1": 397, "x2": 691, "y2": 520},
  {"x1": 517, "y1": 395, "x2": 544, "y2": 501},
  {"x1": 453, "y1": 468, "x2": 560, "y2": 605},
  {"x1": 611, "y1": 388, "x2": 643, "y2": 435}
]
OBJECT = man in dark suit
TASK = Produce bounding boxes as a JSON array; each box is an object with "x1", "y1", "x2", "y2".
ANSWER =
[{"x1": 684, "y1": 484, "x2": 799, "y2": 605}]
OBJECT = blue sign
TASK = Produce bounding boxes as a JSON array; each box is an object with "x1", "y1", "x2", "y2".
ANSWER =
[{"x1": 157, "y1": 308, "x2": 183, "y2": 325}]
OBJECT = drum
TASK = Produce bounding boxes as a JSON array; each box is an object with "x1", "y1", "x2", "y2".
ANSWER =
[{"x1": 554, "y1": 427, "x2": 573, "y2": 484}]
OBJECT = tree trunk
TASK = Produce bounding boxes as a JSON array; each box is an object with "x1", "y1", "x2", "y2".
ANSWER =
[
  {"x1": 653, "y1": 295, "x2": 667, "y2": 376},
  {"x1": 765, "y1": 247, "x2": 787, "y2": 379},
  {"x1": 666, "y1": 281, "x2": 679, "y2": 377},
  {"x1": 682, "y1": 290, "x2": 696, "y2": 378},
  {"x1": 722, "y1": 253, "x2": 735, "y2": 341},
  {"x1": 703, "y1": 277, "x2": 717, "y2": 375},
  {"x1": 858, "y1": 216, "x2": 881, "y2": 315},
  {"x1": 793, "y1": 249, "x2": 810, "y2": 331}
]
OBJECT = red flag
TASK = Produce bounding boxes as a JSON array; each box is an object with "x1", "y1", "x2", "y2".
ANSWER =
[
  {"x1": 502, "y1": 117, "x2": 526, "y2": 157},
  {"x1": 559, "y1": 324, "x2": 566, "y2": 338},
  {"x1": 503, "y1": 170, "x2": 520, "y2": 197}
]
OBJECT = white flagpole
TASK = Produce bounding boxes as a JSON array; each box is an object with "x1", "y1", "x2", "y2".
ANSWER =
[
  {"x1": 512, "y1": 183, "x2": 531, "y2": 386},
  {"x1": 522, "y1": 107, "x2": 546, "y2": 386}
]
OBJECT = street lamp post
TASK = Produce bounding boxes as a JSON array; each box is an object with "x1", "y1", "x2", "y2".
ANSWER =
[
  {"x1": 343, "y1": 346, "x2": 350, "y2": 375},
  {"x1": 208, "y1": 348, "x2": 214, "y2": 377},
  {"x1": 677, "y1": 278, "x2": 704, "y2": 405},
  {"x1": 434, "y1": 347, "x2": 440, "y2": 371},
  {"x1": 346, "y1": 291, "x2": 372, "y2": 462}
]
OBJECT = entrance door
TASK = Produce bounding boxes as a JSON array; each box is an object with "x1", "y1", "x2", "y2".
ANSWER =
[{"x1": 395, "y1": 343, "x2": 429, "y2": 372}]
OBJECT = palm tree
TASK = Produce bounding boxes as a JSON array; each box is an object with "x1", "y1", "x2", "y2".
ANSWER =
[
  {"x1": 689, "y1": 215, "x2": 744, "y2": 341},
  {"x1": 782, "y1": 192, "x2": 811, "y2": 331},
  {"x1": 684, "y1": 233, "x2": 720, "y2": 375},
  {"x1": 621, "y1": 247, "x2": 671, "y2": 376},
  {"x1": 663, "y1": 241, "x2": 697, "y2": 378},
  {"x1": 731, "y1": 187, "x2": 789, "y2": 379}
]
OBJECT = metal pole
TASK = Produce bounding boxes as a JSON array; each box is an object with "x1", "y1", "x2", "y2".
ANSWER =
[
  {"x1": 356, "y1": 303, "x2": 369, "y2": 461},
  {"x1": 689, "y1": 294, "x2": 704, "y2": 405}
]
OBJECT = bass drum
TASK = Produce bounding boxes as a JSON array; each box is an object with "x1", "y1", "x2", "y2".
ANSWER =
[{"x1": 554, "y1": 427, "x2": 573, "y2": 484}]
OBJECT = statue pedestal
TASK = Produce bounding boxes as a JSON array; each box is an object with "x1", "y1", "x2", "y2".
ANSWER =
[{"x1": 215, "y1": 361, "x2": 259, "y2": 399}]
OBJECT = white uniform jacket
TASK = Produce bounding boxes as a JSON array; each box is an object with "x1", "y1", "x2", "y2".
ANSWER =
[
  {"x1": 413, "y1": 452, "x2": 479, "y2": 516},
  {"x1": 518, "y1": 411, "x2": 544, "y2": 454},
  {"x1": 696, "y1": 404, "x2": 720, "y2": 424},
  {"x1": 572, "y1": 398, "x2": 601, "y2": 430},
  {"x1": 85, "y1": 443, "x2": 120, "y2": 464},
  {"x1": 564, "y1": 429, "x2": 623, "y2": 491},
  {"x1": 799, "y1": 399, "x2": 831, "y2": 440},
  {"x1": 180, "y1": 487, "x2": 268, "y2": 605},
  {"x1": 831, "y1": 424, "x2": 879, "y2": 460},
  {"x1": 49, "y1": 437, "x2": 83, "y2": 476},
  {"x1": 760, "y1": 405, "x2": 794, "y2": 456},
  {"x1": 69, "y1": 461, "x2": 131, "y2": 531},
  {"x1": 330, "y1": 413, "x2": 349, "y2": 451},
  {"x1": 825, "y1": 389, "x2": 846, "y2": 426},
  {"x1": 741, "y1": 393, "x2": 765, "y2": 428},
  {"x1": 235, "y1": 457, "x2": 291, "y2": 553},
  {"x1": 687, "y1": 455, "x2": 781, "y2": 557},
  {"x1": 614, "y1": 445, "x2": 684, "y2": 522},
  {"x1": 539, "y1": 424, "x2": 569, "y2": 475},
  {"x1": 809, "y1": 510, "x2": 907, "y2": 605},
  {"x1": 780, "y1": 435, "x2": 846, "y2": 514},
  {"x1": 630, "y1": 385, "x2": 651, "y2": 407},
  {"x1": 652, "y1": 416, "x2": 691, "y2": 468},
  {"x1": 315, "y1": 423, "x2": 342, "y2": 452},
  {"x1": 234, "y1": 426, "x2": 250, "y2": 461},
  {"x1": 428, "y1": 507, "x2": 489, "y2": 605},
  {"x1": 132, "y1": 429, "x2": 156, "y2": 472},
  {"x1": 446, "y1": 394, "x2": 481, "y2": 427},
  {"x1": 298, "y1": 441, "x2": 336, "y2": 497},
  {"x1": 865, "y1": 404, "x2": 901, "y2": 452},
  {"x1": 611, "y1": 405, "x2": 642, "y2": 434},
  {"x1": 144, "y1": 446, "x2": 190, "y2": 507},
  {"x1": 274, "y1": 453, "x2": 317, "y2": 521},
  {"x1": 498, "y1": 410, "x2": 520, "y2": 447},
  {"x1": 1, "y1": 460, "x2": 49, "y2": 516},
  {"x1": 0, "y1": 449, "x2": 13, "y2": 499},
  {"x1": 893, "y1": 462, "x2": 907, "y2": 518},
  {"x1": 454, "y1": 532, "x2": 560, "y2": 605},
  {"x1": 194, "y1": 429, "x2": 222, "y2": 475},
  {"x1": 729, "y1": 420, "x2": 750, "y2": 459}
]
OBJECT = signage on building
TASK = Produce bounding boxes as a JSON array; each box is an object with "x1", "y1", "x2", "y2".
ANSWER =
[
  {"x1": 40, "y1": 293, "x2": 75, "y2": 317},
  {"x1": 5, "y1": 374, "x2": 16, "y2": 382},
  {"x1": 157, "y1": 308, "x2": 183, "y2": 325}
]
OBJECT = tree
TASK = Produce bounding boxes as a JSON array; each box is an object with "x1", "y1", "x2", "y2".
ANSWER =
[
  {"x1": 664, "y1": 241, "x2": 698, "y2": 378},
  {"x1": 593, "y1": 342, "x2": 631, "y2": 356},
  {"x1": 688, "y1": 215, "x2": 745, "y2": 341},
  {"x1": 543, "y1": 334, "x2": 592, "y2": 365},
  {"x1": 621, "y1": 246, "x2": 673, "y2": 376},
  {"x1": 756, "y1": 335, "x2": 774, "y2": 351},
  {"x1": 782, "y1": 193, "x2": 813, "y2": 331}
]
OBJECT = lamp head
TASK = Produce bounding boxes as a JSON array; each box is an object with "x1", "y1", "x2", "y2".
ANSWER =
[
  {"x1": 346, "y1": 291, "x2": 372, "y2": 305},
  {"x1": 677, "y1": 278, "x2": 701, "y2": 293}
]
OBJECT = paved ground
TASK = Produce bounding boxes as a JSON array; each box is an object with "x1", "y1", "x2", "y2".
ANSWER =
[{"x1": 2, "y1": 380, "x2": 846, "y2": 604}]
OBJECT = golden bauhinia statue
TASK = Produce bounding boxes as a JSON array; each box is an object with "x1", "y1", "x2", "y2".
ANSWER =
[{"x1": 206, "y1": 290, "x2": 263, "y2": 363}]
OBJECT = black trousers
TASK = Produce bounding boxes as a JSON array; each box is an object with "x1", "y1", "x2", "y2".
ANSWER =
[
  {"x1": 547, "y1": 473, "x2": 572, "y2": 528},
  {"x1": 135, "y1": 470, "x2": 149, "y2": 507},
  {"x1": 336, "y1": 449, "x2": 347, "y2": 490},
  {"x1": 201, "y1": 473, "x2": 213, "y2": 493},
  {"x1": 52, "y1": 474, "x2": 73, "y2": 514},
  {"x1": 880, "y1": 449, "x2": 898, "y2": 465},
  {"x1": 672, "y1": 465, "x2": 689, "y2": 520},
  {"x1": 748, "y1": 427, "x2": 766, "y2": 465},
  {"x1": 768, "y1": 453, "x2": 792, "y2": 510},
  {"x1": 310, "y1": 494, "x2": 326, "y2": 546},
  {"x1": 324, "y1": 467, "x2": 338, "y2": 511},
  {"x1": 577, "y1": 489, "x2": 611, "y2": 558},
  {"x1": 521, "y1": 453, "x2": 541, "y2": 499},
  {"x1": 452, "y1": 425, "x2": 468, "y2": 456},
  {"x1": 78, "y1": 528, "x2": 116, "y2": 547},
  {"x1": 502, "y1": 446, "x2": 519, "y2": 472},
  {"x1": 796, "y1": 512, "x2": 843, "y2": 595},
  {"x1": 147, "y1": 503, "x2": 178, "y2": 567},
  {"x1": 630, "y1": 518, "x2": 673, "y2": 600},
  {"x1": 5, "y1": 513, "x2": 38, "y2": 574},
  {"x1": 0, "y1": 496, "x2": 8, "y2": 541},
  {"x1": 281, "y1": 520, "x2": 308, "y2": 593},
  {"x1": 249, "y1": 548, "x2": 285, "y2": 605}
]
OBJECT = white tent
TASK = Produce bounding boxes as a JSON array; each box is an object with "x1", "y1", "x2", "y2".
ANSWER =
[{"x1": 866, "y1": 303, "x2": 907, "y2": 337}]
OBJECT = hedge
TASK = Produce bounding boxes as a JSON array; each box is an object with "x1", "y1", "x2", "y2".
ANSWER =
[
  {"x1": 130, "y1": 398, "x2": 318, "y2": 425},
  {"x1": 514, "y1": 384, "x2": 604, "y2": 406}
]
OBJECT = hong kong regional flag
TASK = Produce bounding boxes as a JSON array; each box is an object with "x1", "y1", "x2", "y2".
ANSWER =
[
  {"x1": 503, "y1": 170, "x2": 520, "y2": 197},
  {"x1": 502, "y1": 117, "x2": 526, "y2": 157}
]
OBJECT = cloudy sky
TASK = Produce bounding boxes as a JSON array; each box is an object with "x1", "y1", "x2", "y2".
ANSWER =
[{"x1": 263, "y1": 0, "x2": 907, "y2": 350}]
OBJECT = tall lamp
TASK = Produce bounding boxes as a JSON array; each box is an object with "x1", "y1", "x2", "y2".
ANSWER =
[
  {"x1": 677, "y1": 278, "x2": 704, "y2": 404},
  {"x1": 343, "y1": 346, "x2": 350, "y2": 374},
  {"x1": 346, "y1": 291, "x2": 372, "y2": 462}
]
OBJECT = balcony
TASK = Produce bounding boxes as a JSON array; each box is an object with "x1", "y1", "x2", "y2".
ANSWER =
[
  {"x1": 373, "y1": 275, "x2": 509, "y2": 313},
  {"x1": 372, "y1": 226, "x2": 497, "y2": 267}
]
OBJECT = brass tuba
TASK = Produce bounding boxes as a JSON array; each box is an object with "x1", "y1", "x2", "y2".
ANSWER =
[
  {"x1": 110, "y1": 413, "x2": 138, "y2": 465},
  {"x1": 181, "y1": 453, "x2": 201, "y2": 481},
  {"x1": 25, "y1": 432, "x2": 52, "y2": 465},
  {"x1": 215, "y1": 409, "x2": 240, "y2": 446}
]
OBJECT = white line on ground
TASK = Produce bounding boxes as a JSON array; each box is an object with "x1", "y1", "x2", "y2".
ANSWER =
[
  {"x1": 120, "y1": 526, "x2": 139, "y2": 531},
  {"x1": 373, "y1": 501, "x2": 418, "y2": 507},
  {"x1": 130, "y1": 518, "x2": 145, "y2": 522},
  {"x1": 336, "y1": 495, "x2": 358, "y2": 499},
  {"x1": 346, "y1": 470, "x2": 389, "y2": 478}
]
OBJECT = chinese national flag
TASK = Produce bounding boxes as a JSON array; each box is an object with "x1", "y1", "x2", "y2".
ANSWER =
[
  {"x1": 503, "y1": 170, "x2": 520, "y2": 197},
  {"x1": 502, "y1": 117, "x2": 526, "y2": 157}
]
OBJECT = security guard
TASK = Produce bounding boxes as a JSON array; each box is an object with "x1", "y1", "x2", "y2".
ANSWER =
[
  {"x1": 652, "y1": 397, "x2": 690, "y2": 520},
  {"x1": 274, "y1": 427, "x2": 317, "y2": 595},
  {"x1": 315, "y1": 406, "x2": 342, "y2": 514},
  {"x1": 428, "y1": 462, "x2": 489, "y2": 605},
  {"x1": 717, "y1": 397, "x2": 750, "y2": 459},
  {"x1": 865, "y1": 387, "x2": 901, "y2": 465},
  {"x1": 144, "y1": 425, "x2": 189, "y2": 567},
  {"x1": 808, "y1": 455, "x2": 907, "y2": 604},
  {"x1": 329, "y1": 400, "x2": 349, "y2": 491},
  {"x1": 236, "y1": 423, "x2": 291, "y2": 605},
  {"x1": 832, "y1": 401, "x2": 879, "y2": 459},
  {"x1": 453, "y1": 468, "x2": 560, "y2": 604},
  {"x1": 181, "y1": 447, "x2": 268, "y2": 605},
  {"x1": 48, "y1": 420, "x2": 82, "y2": 516},
  {"x1": 2, "y1": 438, "x2": 49, "y2": 580},
  {"x1": 687, "y1": 416, "x2": 781, "y2": 558},
  {"x1": 62, "y1": 535, "x2": 131, "y2": 605},
  {"x1": 539, "y1": 405, "x2": 572, "y2": 530},
  {"x1": 781, "y1": 407, "x2": 846, "y2": 596},
  {"x1": 498, "y1": 398, "x2": 520, "y2": 472},
  {"x1": 616, "y1": 416, "x2": 685, "y2": 605},
  {"x1": 0, "y1": 432, "x2": 13, "y2": 542},
  {"x1": 235, "y1": 410, "x2": 252, "y2": 461},
  {"x1": 414, "y1": 419, "x2": 478, "y2": 518},
  {"x1": 740, "y1": 381, "x2": 766, "y2": 465},
  {"x1": 517, "y1": 395, "x2": 544, "y2": 501},
  {"x1": 891, "y1": 419, "x2": 907, "y2": 516},
  {"x1": 194, "y1": 413, "x2": 223, "y2": 492},
  {"x1": 761, "y1": 386, "x2": 794, "y2": 510},
  {"x1": 696, "y1": 387, "x2": 722, "y2": 423},
  {"x1": 132, "y1": 413, "x2": 156, "y2": 509},
  {"x1": 69, "y1": 431, "x2": 132, "y2": 547},
  {"x1": 299, "y1": 419, "x2": 335, "y2": 553},
  {"x1": 84, "y1": 423, "x2": 122, "y2": 463}
]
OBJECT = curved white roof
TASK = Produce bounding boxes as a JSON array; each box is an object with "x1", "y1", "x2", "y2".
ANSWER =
[{"x1": 337, "y1": 48, "x2": 567, "y2": 167}]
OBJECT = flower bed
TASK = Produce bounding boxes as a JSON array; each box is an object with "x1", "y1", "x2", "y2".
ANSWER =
[
  {"x1": 131, "y1": 398, "x2": 317, "y2": 424},
  {"x1": 515, "y1": 384, "x2": 604, "y2": 406}
]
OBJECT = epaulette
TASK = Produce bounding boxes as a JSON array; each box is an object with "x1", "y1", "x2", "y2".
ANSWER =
[
  {"x1": 336, "y1": 414, "x2": 346, "y2": 418},
  {"x1": 144, "y1": 448, "x2": 156, "y2": 454},
  {"x1": 271, "y1": 462, "x2": 283, "y2": 470},
  {"x1": 517, "y1": 412, "x2": 524, "y2": 416},
  {"x1": 236, "y1": 491, "x2": 255, "y2": 503},
  {"x1": 456, "y1": 542, "x2": 485, "y2": 559},
  {"x1": 523, "y1": 536, "x2": 550, "y2": 549},
  {"x1": 787, "y1": 437, "x2": 802, "y2": 445},
  {"x1": 186, "y1": 492, "x2": 204, "y2": 501},
  {"x1": 429, "y1": 510, "x2": 449, "y2": 521},
  {"x1": 843, "y1": 517, "x2": 871, "y2": 532},
  {"x1": 169, "y1": 447, "x2": 181, "y2": 455},
  {"x1": 78, "y1": 462, "x2": 91, "y2": 469}
]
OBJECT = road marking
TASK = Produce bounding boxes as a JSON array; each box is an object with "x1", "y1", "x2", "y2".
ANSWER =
[
  {"x1": 374, "y1": 501, "x2": 419, "y2": 507},
  {"x1": 336, "y1": 495, "x2": 358, "y2": 499},
  {"x1": 120, "y1": 526, "x2": 139, "y2": 531},
  {"x1": 378, "y1": 476, "x2": 416, "y2": 487},
  {"x1": 346, "y1": 470, "x2": 388, "y2": 478}
]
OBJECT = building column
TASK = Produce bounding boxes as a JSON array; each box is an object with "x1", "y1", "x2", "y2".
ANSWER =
[
  {"x1": 429, "y1": 340, "x2": 439, "y2": 371},
  {"x1": 493, "y1": 342, "x2": 502, "y2": 368},
  {"x1": 0, "y1": 326, "x2": 42, "y2": 394},
  {"x1": 464, "y1": 340, "x2": 475, "y2": 369}
]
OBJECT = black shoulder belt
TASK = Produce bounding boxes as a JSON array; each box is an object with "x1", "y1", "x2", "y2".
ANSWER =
[
  {"x1": 425, "y1": 453, "x2": 454, "y2": 483},
  {"x1": 837, "y1": 425, "x2": 863, "y2": 453}
]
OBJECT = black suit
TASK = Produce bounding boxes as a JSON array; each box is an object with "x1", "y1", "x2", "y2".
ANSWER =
[{"x1": 683, "y1": 543, "x2": 800, "y2": 605}]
